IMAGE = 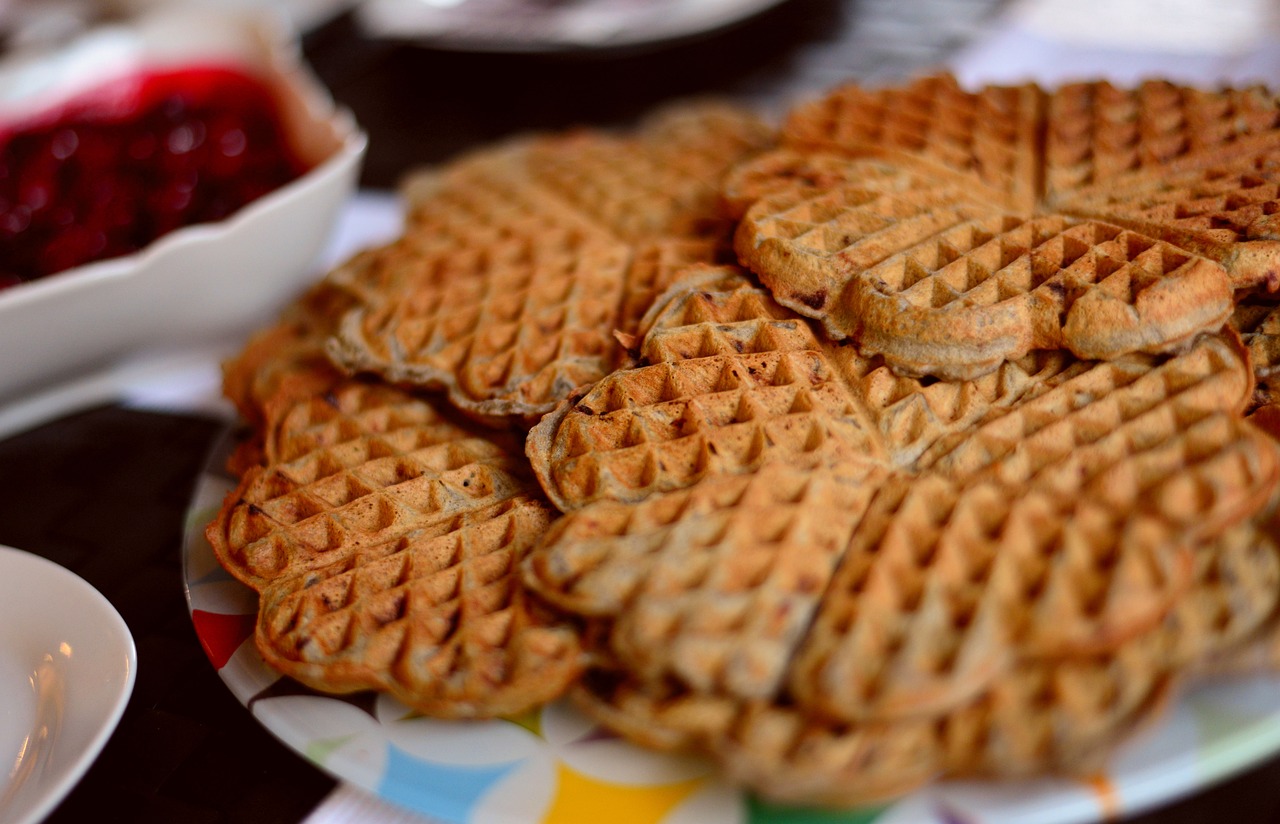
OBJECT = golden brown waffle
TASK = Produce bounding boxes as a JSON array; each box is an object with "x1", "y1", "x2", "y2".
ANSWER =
[
  {"x1": 208, "y1": 380, "x2": 523, "y2": 587},
  {"x1": 786, "y1": 474, "x2": 1193, "y2": 724},
  {"x1": 206, "y1": 369, "x2": 585, "y2": 718},
  {"x1": 254, "y1": 496, "x2": 581, "y2": 718},
  {"x1": 858, "y1": 217, "x2": 1230, "y2": 377},
  {"x1": 328, "y1": 224, "x2": 634, "y2": 422},
  {"x1": 731, "y1": 74, "x2": 1280, "y2": 378},
  {"x1": 916, "y1": 338, "x2": 1277, "y2": 540},
  {"x1": 1043, "y1": 81, "x2": 1280, "y2": 197},
  {"x1": 324, "y1": 102, "x2": 772, "y2": 424},
  {"x1": 521, "y1": 102, "x2": 773, "y2": 243}
]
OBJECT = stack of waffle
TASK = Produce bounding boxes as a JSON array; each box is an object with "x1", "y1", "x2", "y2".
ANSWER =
[{"x1": 207, "y1": 76, "x2": 1280, "y2": 805}]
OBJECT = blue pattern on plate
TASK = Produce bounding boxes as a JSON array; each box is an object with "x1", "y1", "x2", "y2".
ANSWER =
[{"x1": 378, "y1": 743, "x2": 523, "y2": 823}]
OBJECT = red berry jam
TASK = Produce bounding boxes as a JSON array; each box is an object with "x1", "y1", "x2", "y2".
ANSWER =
[{"x1": 0, "y1": 67, "x2": 310, "y2": 289}]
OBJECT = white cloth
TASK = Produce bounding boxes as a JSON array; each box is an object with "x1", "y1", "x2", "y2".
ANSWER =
[{"x1": 952, "y1": 0, "x2": 1280, "y2": 88}]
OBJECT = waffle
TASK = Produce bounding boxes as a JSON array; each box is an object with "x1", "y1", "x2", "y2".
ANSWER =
[
  {"x1": 1042, "y1": 81, "x2": 1280, "y2": 200},
  {"x1": 786, "y1": 475, "x2": 1191, "y2": 724},
  {"x1": 1044, "y1": 81, "x2": 1280, "y2": 290},
  {"x1": 253, "y1": 495, "x2": 581, "y2": 718},
  {"x1": 324, "y1": 102, "x2": 772, "y2": 424},
  {"x1": 526, "y1": 266, "x2": 890, "y2": 510},
  {"x1": 206, "y1": 360, "x2": 584, "y2": 717},
  {"x1": 730, "y1": 74, "x2": 1280, "y2": 379}
]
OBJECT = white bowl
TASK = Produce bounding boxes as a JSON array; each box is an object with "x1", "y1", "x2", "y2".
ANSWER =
[{"x1": 0, "y1": 8, "x2": 367, "y2": 402}]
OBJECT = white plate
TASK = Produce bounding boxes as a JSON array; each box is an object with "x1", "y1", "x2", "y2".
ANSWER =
[
  {"x1": 355, "y1": 0, "x2": 789, "y2": 52},
  {"x1": 0, "y1": 546, "x2": 136, "y2": 824}
]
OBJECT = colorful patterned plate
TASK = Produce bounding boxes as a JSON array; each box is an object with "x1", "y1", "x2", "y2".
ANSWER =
[{"x1": 183, "y1": 425, "x2": 1280, "y2": 824}]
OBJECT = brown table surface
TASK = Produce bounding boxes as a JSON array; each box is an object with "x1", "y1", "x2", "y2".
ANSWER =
[{"x1": 4, "y1": 1, "x2": 1280, "y2": 821}]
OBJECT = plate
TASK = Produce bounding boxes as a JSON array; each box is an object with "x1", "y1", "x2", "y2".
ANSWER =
[
  {"x1": 0, "y1": 546, "x2": 136, "y2": 824},
  {"x1": 354, "y1": 0, "x2": 790, "y2": 53},
  {"x1": 182, "y1": 425, "x2": 1280, "y2": 824}
]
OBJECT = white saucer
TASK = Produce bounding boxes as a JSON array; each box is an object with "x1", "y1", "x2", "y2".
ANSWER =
[{"x1": 0, "y1": 546, "x2": 136, "y2": 824}]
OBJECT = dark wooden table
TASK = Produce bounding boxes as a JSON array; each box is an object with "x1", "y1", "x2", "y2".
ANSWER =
[{"x1": 4, "y1": 1, "x2": 1280, "y2": 821}]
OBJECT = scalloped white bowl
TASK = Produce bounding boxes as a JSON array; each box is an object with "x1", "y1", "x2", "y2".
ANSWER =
[{"x1": 0, "y1": 9, "x2": 367, "y2": 402}]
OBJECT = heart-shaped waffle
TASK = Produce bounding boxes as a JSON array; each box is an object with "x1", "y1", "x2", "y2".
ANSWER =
[
  {"x1": 207, "y1": 314, "x2": 584, "y2": 718},
  {"x1": 323, "y1": 102, "x2": 772, "y2": 424},
  {"x1": 252, "y1": 493, "x2": 579, "y2": 718},
  {"x1": 730, "y1": 74, "x2": 1280, "y2": 379},
  {"x1": 1044, "y1": 79, "x2": 1280, "y2": 282}
]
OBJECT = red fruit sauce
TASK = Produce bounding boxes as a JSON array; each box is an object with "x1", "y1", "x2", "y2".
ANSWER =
[{"x1": 0, "y1": 66, "x2": 311, "y2": 289}]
